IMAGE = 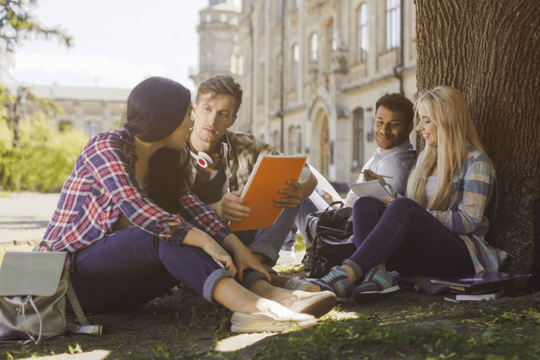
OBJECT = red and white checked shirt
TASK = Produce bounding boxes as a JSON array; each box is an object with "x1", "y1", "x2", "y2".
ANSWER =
[{"x1": 43, "y1": 129, "x2": 231, "y2": 255}]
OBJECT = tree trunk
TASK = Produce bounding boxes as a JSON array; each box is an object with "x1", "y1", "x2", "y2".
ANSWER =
[{"x1": 415, "y1": 0, "x2": 540, "y2": 275}]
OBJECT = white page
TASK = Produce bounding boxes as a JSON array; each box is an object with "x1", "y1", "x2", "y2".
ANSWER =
[{"x1": 348, "y1": 180, "x2": 394, "y2": 203}]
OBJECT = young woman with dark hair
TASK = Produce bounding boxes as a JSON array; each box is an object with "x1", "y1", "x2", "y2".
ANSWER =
[
  {"x1": 309, "y1": 86, "x2": 500, "y2": 303},
  {"x1": 43, "y1": 77, "x2": 335, "y2": 333}
]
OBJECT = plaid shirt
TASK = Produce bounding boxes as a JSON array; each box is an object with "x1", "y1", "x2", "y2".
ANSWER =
[
  {"x1": 426, "y1": 145, "x2": 498, "y2": 274},
  {"x1": 43, "y1": 129, "x2": 231, "y2": 256},
  {"x1": 181, "y1": 131, "x2": 280, "y2": 193}
]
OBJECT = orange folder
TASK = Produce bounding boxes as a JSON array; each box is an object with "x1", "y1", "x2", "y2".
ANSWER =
[{"x1": 229, "y1": 155, "x2": 307, "y2": 232}]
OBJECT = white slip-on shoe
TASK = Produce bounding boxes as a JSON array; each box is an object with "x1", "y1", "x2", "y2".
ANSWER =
[
  {"x1": 283, "y1": 276, "x2": 321, "y2": 292},
  {"x1": 278, "y1": 291, "x2": 337, "y2": 318},
  {"x1": 230, "y1": 301, "x2": 317, "y2": 333}
]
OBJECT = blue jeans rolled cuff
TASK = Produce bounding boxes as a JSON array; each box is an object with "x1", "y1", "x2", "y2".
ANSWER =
[{"x1": 202, "y1": 268, "x2": 234, "y2": 304}]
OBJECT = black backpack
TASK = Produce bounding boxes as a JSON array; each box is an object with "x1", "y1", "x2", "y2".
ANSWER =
[{"x1": 302, "y1": 202, "x2": 357, "y2": 278}]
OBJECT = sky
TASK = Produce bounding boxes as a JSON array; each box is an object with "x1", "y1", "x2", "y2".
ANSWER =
[{"x1": 3, "y1": 0, "x2": 242, "y2": 92}]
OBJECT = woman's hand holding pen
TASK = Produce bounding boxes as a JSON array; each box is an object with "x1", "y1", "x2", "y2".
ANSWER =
[{"x1": 363, "y1": 169, "x2": 388, "y2": 186}]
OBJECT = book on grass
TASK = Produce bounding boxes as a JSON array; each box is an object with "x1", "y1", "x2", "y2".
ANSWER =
[
  {"x1": 444, "y1": 289, "x2": 503, "y2": 303},
  {"x1": 348, "y1": 180, "x2": 395, "y2": 204},
  {"x1": 229, "y1": 154, "x2": 307, "y2": 232},
  {"x1": 431, "y1": 272, "x2": 531, "y2": 293}
]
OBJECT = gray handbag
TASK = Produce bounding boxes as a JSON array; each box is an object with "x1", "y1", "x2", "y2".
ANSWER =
[{"x1": 0, "y1": 242, "x2": 102, "y2": 344}]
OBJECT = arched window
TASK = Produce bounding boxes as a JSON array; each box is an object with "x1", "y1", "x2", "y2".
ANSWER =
[
  {"x1": 220, "y1": 13, "x2": 227, "y2": 23},
  {"x1": 291, "y1": 44, "x2": 299, "y2": 91},
  {"x1": 205, "y1": 13, "x2": 211, "y2": 23},
  {"x1": 386, "y1": 0, "x2": 401, "y2": 50},
  {"x1": 309, "y1": 33, "x2": 318, "y2": 61},
  {"x1": 352, "y1": 108, "x2": 364, "y2": 168},
  {"x1": 357, "y1": 3, "x2": 369, "y2": 62}
]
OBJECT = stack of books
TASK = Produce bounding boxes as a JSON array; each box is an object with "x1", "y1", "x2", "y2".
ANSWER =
[{"x1": 430, "y1": 272, "x2": 531, "y2": 303}]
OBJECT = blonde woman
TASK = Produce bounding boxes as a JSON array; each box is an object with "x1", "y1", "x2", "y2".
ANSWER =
[{"x1": 309, "y1": 86, "x2": 499, "y2": 303}]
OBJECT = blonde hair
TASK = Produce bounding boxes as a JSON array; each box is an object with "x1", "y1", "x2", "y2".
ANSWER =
[{"x1": 406, "y1": 86, "x2": 492, "y2": 210}]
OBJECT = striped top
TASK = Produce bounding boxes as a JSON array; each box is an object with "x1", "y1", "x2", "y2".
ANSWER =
[{"x1": 425, "y1": 145, "x2": 498, "y2": 274}]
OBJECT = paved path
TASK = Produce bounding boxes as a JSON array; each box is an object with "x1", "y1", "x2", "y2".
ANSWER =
[
  {"x1": 0, "y1": 192, "x2": 306, "y2": 263},
  {"x1": 0, "y1": 192, "x2": 60, "y2": 246}
]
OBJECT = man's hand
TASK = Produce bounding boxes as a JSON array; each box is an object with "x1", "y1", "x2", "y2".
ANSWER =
[
  {"x1": 213, "y1": 187, "x2": 251, "y2": 223},
  {"x1": 275, "y1": 179, "x2": 304, "y2": 208},
  {"x1": 363, "y1": 169, "x2": 388, "y2": 186}
]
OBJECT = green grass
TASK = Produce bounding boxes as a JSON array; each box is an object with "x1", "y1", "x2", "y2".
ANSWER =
[{"x1": 214, "y1": 306, "x2": 540, "y2": 359}]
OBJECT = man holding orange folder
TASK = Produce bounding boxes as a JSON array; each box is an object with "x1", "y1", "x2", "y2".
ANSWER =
[{"x1": 180, "y1": 75, "x2": 320, "y2": 293}]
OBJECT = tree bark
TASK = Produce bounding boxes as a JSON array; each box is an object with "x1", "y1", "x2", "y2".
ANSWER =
[{"x1": 415, "y1": 0, "x2": 540, "y2": 274}]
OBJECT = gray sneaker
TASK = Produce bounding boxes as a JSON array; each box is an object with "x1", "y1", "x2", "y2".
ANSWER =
[
  {"x1": 307, "y1": 266, "x2": 353, "y2": 302},
  {"x1": 284, "y1": 277, "x2": 321, "y2": 292},
  {"x1": 353, "y1": 267, "x2": 400, "y2": 304}
]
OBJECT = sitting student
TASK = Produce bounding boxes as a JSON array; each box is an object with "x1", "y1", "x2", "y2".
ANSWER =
[
  {"x1": 43, "y1": 77, "x2": 335, "y2": 333},
  {"x1": 320, "y1": 93, "x2": 416, "y2": 207},
  {"x1": 161, "y1": 75, "x2": 319, "y2": 292},
  {"x1": 308, "y1": 86, "x2": 499, "y2": 303}
]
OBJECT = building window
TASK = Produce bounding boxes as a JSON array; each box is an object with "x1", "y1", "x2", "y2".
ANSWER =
[
  {"x1": 357, "y1": 3, "x2": 369, "y2": 62},
  {"x1": 352, "y1": 108, "x2": 364, "y2": 168},
  {"x1": 58, "y1": 120, "x2": 72, "y2": 132},
  {"x1": 259, "y1": 63, "x2": 265, "y2": 104},
  {"x1": 278, "y1": 0, "x2": 284, "y2": 22},
  {"x1": 261, "y1": 2, "x2": 266, "y2": 32},
  {"x1": 292, "y1": 0, "x2": 299, "y2": 11},
  {"x1": 288, "y1": 126, "x2": 296, "y2": 155},
  {"x1": 205, "y1": 13, "x2": 211, "y2": 23},
  {"x1": 326, "y1": 19, "x2": 336, "y2": 70},
  {"x1": 386, "y1": 0, "x2": 401, "y2": 50},
  {"x1": 291, "y1": 44, "x2": 299, "y2": 91},
  {"x1": 275, "y1": 54, "x2": 282, "y2": 98},
  {"x1": 273, "y1": 130, "x2": 281, "y2": 151},
  {"x1": 86, "y1": 120, "x2": 100, "y2": 138},
  {"x1": 297, "y1": 129, "x2": 302, "y2": 153},
  {"x1": 220, "y1": 13, "x2": 227, "y2": 23},
  {"x1": 309, "y1": 33, "x2": 318, "y2": 61}
]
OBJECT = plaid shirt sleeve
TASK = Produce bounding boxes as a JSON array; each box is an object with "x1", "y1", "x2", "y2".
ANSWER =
[
  {"x1": 178, "y1": 188, "x2": 232, "y2": 243},
  {"x1": 83, "y1": 134, "x2": 193, "y2": 245},
  {"x1": 429, "y1": 152, "x2": 494, "y2": 235}
]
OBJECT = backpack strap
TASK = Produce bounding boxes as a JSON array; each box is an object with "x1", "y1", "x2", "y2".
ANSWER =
[{"x1": 63, "y1": 270, "x2": 102, "y2": 335}]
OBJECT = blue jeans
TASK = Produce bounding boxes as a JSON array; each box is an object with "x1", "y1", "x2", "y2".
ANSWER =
[
  {"x1": 342, "y1": 197, "x2": 475, "y2": 278},
  {"x1": 69, "y1": 226, "x2": 232, "y2": 313}
]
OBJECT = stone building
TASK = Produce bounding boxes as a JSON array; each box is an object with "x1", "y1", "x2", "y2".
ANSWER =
[
  {"x1": 192, "y1": 0, "x2": 418, "y2": 184},
  {"x1": 23, "y1": 83, "x2": 130, "y2": 138}
]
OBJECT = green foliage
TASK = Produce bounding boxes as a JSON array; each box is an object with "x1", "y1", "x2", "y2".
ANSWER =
[
  {"x1": 0, "y1": 0, "x2": 71, "y2": 52},
  {"x1": 0, "y1": 113, "x2": 87, "y2": 191}
]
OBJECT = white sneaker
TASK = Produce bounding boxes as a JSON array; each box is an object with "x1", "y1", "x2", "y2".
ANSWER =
[
  {"x1": 230, "y1": 301, "x2": 317, "y2": 333},
  {"x1": 278, "y1": 291, "x2": 337, "y2": 318}
]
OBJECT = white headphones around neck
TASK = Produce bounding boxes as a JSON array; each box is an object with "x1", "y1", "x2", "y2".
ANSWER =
[{"x1": 190, "y1": 142, "x2": 229, "y2": 169}]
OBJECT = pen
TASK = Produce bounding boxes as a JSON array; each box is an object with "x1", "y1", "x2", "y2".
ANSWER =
[{"x1": 360, "y1": 172, "x2": 394, "y2": 179}]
